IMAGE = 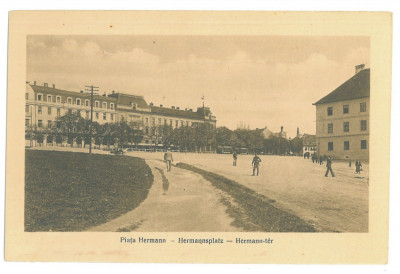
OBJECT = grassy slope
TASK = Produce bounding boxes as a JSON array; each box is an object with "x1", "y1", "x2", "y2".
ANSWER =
[
  {"x1": 25, "y1": 150, "x2": 153, "y2": 231},
  {"x1": 176, "y1": 163, "x2": 316, "y2": 232}
]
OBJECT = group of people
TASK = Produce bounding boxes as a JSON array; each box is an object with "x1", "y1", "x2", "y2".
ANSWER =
[
  {"x1": 305, "y1": 152, "x2": 364, "y2": 177},
  {"x1": 164, "y1": 148, "x2": 363, "y2": 178},
  {"x1": 233, "y1": 151, "x2": 261, "y2": 176}
]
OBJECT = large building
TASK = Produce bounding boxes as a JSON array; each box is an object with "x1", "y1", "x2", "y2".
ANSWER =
[
  {"x1": 313, "y1": 66, "x2": 369, "y2": 161},
  {"x1": 25, "y1": 81, "x2": 217, "y2": 147}
]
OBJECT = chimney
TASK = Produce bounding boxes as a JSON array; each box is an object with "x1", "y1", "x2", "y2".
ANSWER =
[
  {"x1": 33, "y1": 81, "x2": 36, "y2": 86},
  {"x1": 52, "y1": 84, "x2": 56, "y2": 88},
  {"x1": 112, "y1": 90, "x2": 115, "y2": 94},
  {"x1": 176, "y1": 107, "x2": 180, "y2": 110},
  {"x1": 281, "y1": 126, "x2": 283, "y2": 133},
  {"x1": 44, "y1": 83, "x2": 48, "y2": 87},
  {"x1": 160, "y1": 104, "x2": 163, "y2": 107},
  {"x1": 171, "y1": 106, "x2": 175, "y2": 109},
  {"x1": 355, "y1": 64, "x2": 365, "y2": 74},
  {"x1": 150, "y1": 102, "x2": 154, "y2": 106}
]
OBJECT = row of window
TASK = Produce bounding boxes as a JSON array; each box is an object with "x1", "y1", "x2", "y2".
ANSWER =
[
  {"x1": 144, "y1": 117, "x2": 192, "y2": 128},
  {"x1": 327, "y1": 102, "x2": 367, "y2": 116},
  {"x1": 327, "y1": 140, "x2": 367, "y2": 151},
  {"x1": 27, "y1": 105, "x2": 114, "y2": 121},
  {"x1": 29, "y1": 93, "x2": 115, "y2": 110},
  {"x1": 327, "y1": 120, "x2": 367, "y2": 133}
]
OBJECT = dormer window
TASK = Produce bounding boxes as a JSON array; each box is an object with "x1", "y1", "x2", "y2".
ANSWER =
[{"x1": 76, "y1": 99, "x2": 81, "y2": 105}]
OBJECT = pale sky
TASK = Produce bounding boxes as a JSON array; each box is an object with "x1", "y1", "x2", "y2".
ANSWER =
[{"x1": 27, "y1": 35, "x2": 369, "y2": 138}]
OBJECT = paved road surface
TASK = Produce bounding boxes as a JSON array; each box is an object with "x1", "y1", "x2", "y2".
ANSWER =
[
  {"x1": 88, "y1": 159, "x2": 240, "y2": 232},
  {"x1": 131, "y1": 152, "x2": 369, "y2": 232}
]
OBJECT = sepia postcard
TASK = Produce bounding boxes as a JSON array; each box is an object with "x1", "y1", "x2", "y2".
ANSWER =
[{"x1": 5, "y1": 11, "x2": 392, "y2": 263}]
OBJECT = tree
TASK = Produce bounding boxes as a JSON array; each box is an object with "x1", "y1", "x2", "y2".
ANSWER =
[{"x1": 55, "y1": 111, "x2": 83, "y2": 147}]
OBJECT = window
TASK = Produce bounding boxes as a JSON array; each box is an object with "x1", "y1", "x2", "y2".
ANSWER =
[
  {"x1": 145, "y1": 127, "x2": 149, "y2": 134},
  {"x1": 344, "y1": 141, "x2": 350, "y2": 150},
  {"x1": 152, "y1": 118, "x2": 155, "y2": 125},
  {"x1": 86, "y1": 111, "x2": 89, "y2": 119},
  {"x1": 102, "y1": 102, "x2": 107, "y2": 109},
  {"x1": 47, "y1": 95, "x2": 52, "y2": 102},
  {"x1": 327, "y1": 107, "x2": 333, "y2": 116},
  {"x1": 164, "y1": 119, "x2": 167, "y2": 125},
  {"x1": 38, "y1": 106, "x2": 42, "y2": 114},
  {"x1": 170, "y1": 119, "x2": 172, "y2": 126},
  {"x1": 343, "y1": 105, "x2": 349, "y2": 114},
  {"x1": 25, "y1": 93, "x2": 29, "y2": 100},
  {"x1": 48, "y1": 120, "x2": 52, "y2": 128},
  {"x1": 175, "y1": 120, "x2": 178, "y2": 128},
  {"x1": 145, "y1": 117, "x2": 149, "y2": 125},
  {"x1": 37, "y1": 94, "x2": 42, "y2": 101},
  {"x1": 95, "y1": 112, "x2": 99, "y2": 119},
  {"x1": 56, "y1": 96, "x2": 61, "y2": 103},
  {"x1": 67, "y1": 97, "x2": 72, "y2": 104},
  {"x1": 328, "y1": 123, "x2": 333, "y2": 133},
  {"x1": 361, "y1": 140, "x2": 367, "y2": 149},
  {"x1": 57, "y1": 108, "x2": 61, "y2": 116},
  {"x1": 361, "y1": 120, "x2": 367, "y2": 131},
  {"x1": 110, "y1": 103, "x2": 114, "y2": 110},
  {"x1": 85, "y1": 100, "x2": 90, "y2": 106},
  {"x1": 25, "y1": 105, "x2": 29, "y2": 113},
  {"x1": 76, "y1": 99, "x2": 81, "y2": 105},
  {"x1": 48, "y1": 107, "x2": 52, "y2": 115},
  {"x1": 25, "y1": 119, "x2": 30, "y2": 126},
  {"x1": 38, "y1": 120, "x2": 43, "y2": 128},
  {"x1": 360, "y1": 102, "x2": 366, "y2": 112},
  {"x1": 110, "y1": 113, "x2": 114, "y2": 121},
  {"x1": 343, "y1": 122, "x2": 349, "y2": 132},
  {"x1": 103, "y1": 113, "x2": 106, "y2": 120},
  {"x1": 95, "y1": 101, "x2": 99, "y2": 108},
  {"x1": 328, "y1": 142, "x2": 333, "y2": 151}
]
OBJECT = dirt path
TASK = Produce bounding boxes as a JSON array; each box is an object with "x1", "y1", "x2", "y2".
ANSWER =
[{"x1": 88, "y1": 160, "x2": 240, "y2": 232}]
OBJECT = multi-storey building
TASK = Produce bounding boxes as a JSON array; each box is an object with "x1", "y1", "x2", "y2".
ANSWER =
[
  {"x1": 25, "y1": 81, "x2": 217, "y2": 147},
  {"x1": 313, "y1": 66, "x2": 369, "y2": 161}
]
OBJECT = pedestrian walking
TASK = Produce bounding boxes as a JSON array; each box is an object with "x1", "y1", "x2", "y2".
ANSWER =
[
  {"x1": 252, "y1": 153, "x2": 262, "y2": 176},
  {"x1": 164, "y1": 148, "x2": 173, "y2": 172},
  {"x1": 233, "y1": 151, "x2": 238, "y2": 166},
  {"x1": 319, "y1": 155, "x2": 323, "y2": 165},
  {"x1": 349, "y1": 159, "x2": 352, "y2": 168},
  {"x1": 355, "y1": 160, "x2": 362, "y2": 174},
  {"x1": 324, "y1": 156, "x2": 335, "y2": 177}
]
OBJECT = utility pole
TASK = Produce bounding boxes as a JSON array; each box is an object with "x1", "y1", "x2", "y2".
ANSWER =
[{"x1": 85, "y1": 85, "x2": 99, "y2": 154}]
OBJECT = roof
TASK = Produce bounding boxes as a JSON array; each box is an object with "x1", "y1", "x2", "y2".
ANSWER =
[
  {"x1": 108, "y1": 93, "x2": 149, "y2": 109},
  {"x1": 313, "y1": 69, "x2": 370, "y2": 105},
  {"x1": 30, "y1": 84, "x2": 117, "y2": 102},
  {"x1": 150, "y1": 106, "x2": 204, "y2": 120}
]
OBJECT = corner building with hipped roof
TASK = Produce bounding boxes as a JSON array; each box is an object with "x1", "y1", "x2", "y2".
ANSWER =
[{"x1": 313, "y1": 65, "x2": 369, "y2": 161}]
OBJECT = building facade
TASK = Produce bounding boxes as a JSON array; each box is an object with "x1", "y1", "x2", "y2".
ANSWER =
[
  {"x1": 25, "y1": 82, "x2": 217, "y2": 147},
  {"x1": 313, "y1": 67, "x2": 369, "y2": 161},
  {"x1": 302, "y1": 134, "x2": 316, "y2": 156}
]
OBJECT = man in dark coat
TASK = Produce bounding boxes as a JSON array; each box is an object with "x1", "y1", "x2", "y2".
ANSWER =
[
  {"x1": 233, "y1": 151, "x2": 238, "y2": 166},
  {"x1": 324, "y1": 156, "x2": 335, "y2": 177},
  {"x1": 252, "y1": 154, "x2": 262, "y2": 176}
]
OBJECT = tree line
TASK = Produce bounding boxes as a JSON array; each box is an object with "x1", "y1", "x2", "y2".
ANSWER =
[{"x1": 26, "y1": 112, "x2": 303, "y2": 154}]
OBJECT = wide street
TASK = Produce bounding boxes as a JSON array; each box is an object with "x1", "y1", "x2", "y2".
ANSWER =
[{"x1": 130, "y1": 152, "x2": 369, "y2": 232}]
